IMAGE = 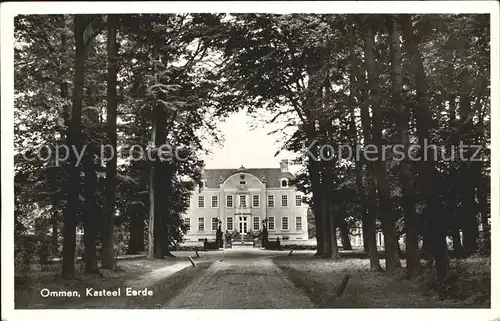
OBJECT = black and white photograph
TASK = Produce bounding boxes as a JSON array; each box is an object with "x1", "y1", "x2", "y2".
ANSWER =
[{"x1": 1, "y1": 1, "x2": 498, "y2": 320}]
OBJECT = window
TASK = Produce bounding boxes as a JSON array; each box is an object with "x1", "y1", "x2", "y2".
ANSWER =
[
  {"x1": 226, "y1": 217, "x2": 233, "y2": 231},
  {"x1": 281, "y1": 179, "x2": 288, "y2": 187},
  {"x1": 226, "y1": 195, "x2": 233, "y2": 208},
  {"x1": 198, "y1": 196, "x2": 205, "y2": 208},
  {"x1": 184, "y1": 218, "x2": 191, "y2": 231},
  {"x1": 253, "y1": 217, "x2": 260, "y2": 230},
  {"x1": 281, "y1": 194, "x2": 288, "y2": 207},
  {"x1": 295, "y1": 194, "x2": 302, "y2": 207},
  {"x1": 356, "y1": 235, "x2": 362, "y2": 247},
  {"x1": 252, "y1": 195, "x2": 260, "y2": 208},
  {"x1": 212, "y1": 218, "x2": 219, "y2": 231},
  {"x1": 198, "y1": 217, "x2": 204, "y2": 231},
  {"x1": 268, "y1": 217, "x2": 275, "y2": 230},
  {"x1": 295, "y1": 217, "x2": 302, "y2": 231},
  {"x1": 267, "y1": 195, "x2": 275, "y2": 208},
  {"x1": 282, "y1": 217, "x2": 289, "y2": 230},
  {"x1": 211, "y1": 195, "x2": 218, "y2": 208},
  {"x1": 239, "y1": 194, "x2": 247, "y2": 207}
]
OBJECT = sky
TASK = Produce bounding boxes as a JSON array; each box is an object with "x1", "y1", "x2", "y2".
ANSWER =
[{"x1": 202, "y1": 109, "x2": 301, "y2": 173}]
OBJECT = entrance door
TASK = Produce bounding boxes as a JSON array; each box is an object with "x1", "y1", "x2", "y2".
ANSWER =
[{"x1": 238, "y1": 216, "x2": 248, "y2": 234}]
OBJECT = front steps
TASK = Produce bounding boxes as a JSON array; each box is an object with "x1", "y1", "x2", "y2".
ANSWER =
[{"x1": 229, "y1": 233, "x2": 257, "y2": 247}]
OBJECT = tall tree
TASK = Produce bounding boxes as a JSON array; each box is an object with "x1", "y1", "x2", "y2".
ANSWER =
[
  {"x1": 61, "y1": 15, "x2": 87, "y2": 278},
  {"x1": 357, "y1": 15, "x2": 401, "y2": 271},
  {"x1": 387, "y1": 15, "x2": 421, "y2": 276},
  {"x1": 346, "y1": 18, "x2": 382, "y2": 271},
  {"x1": 101, "y1": 14, "x2": 118, "y2": 269},
  {"x1": 400, "y1": 14, "x2": 449, "y2": 282}
]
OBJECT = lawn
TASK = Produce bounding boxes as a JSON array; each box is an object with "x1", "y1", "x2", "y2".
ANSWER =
[
  {"x1": 274, "y1": 252, "x2": 490, "y2": 308},
  {"x1": 15, "y1": 256, "x2": 212, "y2": 309}
]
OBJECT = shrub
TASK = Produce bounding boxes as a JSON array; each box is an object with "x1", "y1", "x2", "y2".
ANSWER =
[
  {"x1": 174, "y1": 245, "x2": 204, "y2": 252},
  {"x1": 280, "y1": 244, "x2": 317, "y2": 250},
  {"x1": 114, "y1": 225, "x2": 128, "y2": 257}
]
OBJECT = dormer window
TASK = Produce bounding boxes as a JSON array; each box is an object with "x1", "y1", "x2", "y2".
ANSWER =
[{"x1": 281, "y1": 179, "x2": 288, "y2": 188}]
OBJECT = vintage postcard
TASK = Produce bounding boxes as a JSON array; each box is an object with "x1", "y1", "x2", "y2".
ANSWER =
[{"x1": 1, "y1": 2, "x2": 498, "y2": 321}]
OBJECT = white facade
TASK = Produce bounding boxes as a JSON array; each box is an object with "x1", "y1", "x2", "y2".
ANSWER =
[{"x1": 182, "y1": 161, "x2": 309, "y2": 242}]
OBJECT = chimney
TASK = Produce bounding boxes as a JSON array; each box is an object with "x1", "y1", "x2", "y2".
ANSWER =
[{"x1": 280, "y1": 159, "x2": 289, "y2": 173}]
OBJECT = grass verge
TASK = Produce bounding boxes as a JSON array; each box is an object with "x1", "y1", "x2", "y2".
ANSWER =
[
  {"x1": 15, "y1": 257, "x2": 211, "y2": 309},
  {"x1": 274, "y1": 253, "x2": 490, "y2": 308}
]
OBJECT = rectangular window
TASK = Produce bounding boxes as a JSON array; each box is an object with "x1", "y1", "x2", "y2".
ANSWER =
[
  {"x1": 282, "y1": 217, "x2": 289, "y2": 230},
  {"x1": 184, "y1": 218, "x2": 191, "y2": 231},
  {"x1": 295, "y1": 217, "x2": 302, "y2": 231},
  {"x1": 268, "y1": 217, "x2": 275, "y2": 230},
  {"x1": 198, "y1": 196, "x2": 205, "y2": 208},
  {"x1": 253, "y1": 216, "x2": 260, "y2": 230},
  {"x1": 281, "y1": 194, "x2": 288, "y2": 207},
  {"x1": 211, "y1": 218, "x2": 219, "y2": 231},
  {"x1": 211, "y1": 195, "x2": 218, "y2": 208},
  {"x1": 226, "y1": 195, "x2": 233, "y2": 208},
  {"x1": 252, "y1": 195, "x2": 260, "y2": 208},
  {"x1": 198, "y1": 217, "x2": 204, "y2": 231},
  {"x1": 239, "y1": 195, "x2": 247, "y2": 207},
  {"x1": 267, "y1": 195, "x2": 275, "y2": 208},
  {"x1": 295, "y1": 194, "x2": 302, "y2": 207},
  {"x1": 226, "y1": 217, "x2": 233, "y2": 231}
]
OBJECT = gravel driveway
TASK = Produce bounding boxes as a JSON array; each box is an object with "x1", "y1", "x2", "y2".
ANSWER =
[{"x1": 163, "y1": 247, "x2": 315, "y2": 309}]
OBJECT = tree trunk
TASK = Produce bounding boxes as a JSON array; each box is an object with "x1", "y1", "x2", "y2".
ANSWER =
[
  {"x1": 321, "y1": 195, "x2": 333, "y2": 258},
  {"x1": 451, "y1": 229, "x2": 463, "y2": 258},
  {"x1": 319, "y1": 163, "x2": 334, "y2": 259},
  {"x1": 365, "y1": 204, "x2": 383, "y2": 271},
  {"x1": 350, "y1": 115, "x2": 370, "y2": 254},
  {"x1": 457, "y1": 93, "x2": 479, "y2": 257},
  {"x1": 53, "y1": 17, "x2": 68, "y2": 261},
  {"x1": 338, "y1": 218, "x2": 352, "y2": 250},
  {"x1": 153, "y1": 102, "x2": 167, "y2": 259},
  {"x1": 318, "y1": 155, "x2": 339, "y2": 260},
  {"x1": 361, "y1": 215, "x2": 370, "y2": 252},
  {"x1": 477, "y1": 176, "x2": 490, "y2": 253},
  {"x1": 51, "y1": 216, "x2": 58, "y2": 257},
  {"x1": 312, "y1": 201, "x2": 324, "y2": 256},
  {"x1": 83, "y1": 150, "x2": 99, "y2": 273},
  {"x1": 361, "y1": 15, "x2": 400, "y2": 272},
  {"x1": 101, "y1": 14, "x2": 118, "y2": 269},
  {"x1": 147, "y1": 162, "x2": 155, "y2": 260},
  {"x1": 401, "y1": 14, "x2": 449, "y2": 282},
  {"x1": 329, "y1": 201, "x2": 340, "y2": 259},
  {"x1": 303, "y1": 45, "x2": 325, "y2": 257},
  {"x1": 387, "y1": 15, "x2": 420, "y2": 276},
  {"x1": 61, "y1": 15, "x2": 86, "y2": 279},
  {"x1": 308, "y1": 150, "x2": 324, "y2": 256},
  {"x1": 160, "y1": 164, "x2": 175, "y2": 257},
  {"x1": 348, "y1": 20, "x2": 382, "y2": 271}
]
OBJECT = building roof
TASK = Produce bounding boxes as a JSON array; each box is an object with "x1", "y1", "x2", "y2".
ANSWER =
[{"x1": 203, "y1": 166, "x2": 295, "y2": 188}]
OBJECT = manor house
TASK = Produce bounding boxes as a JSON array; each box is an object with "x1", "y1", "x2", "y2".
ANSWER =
[{"x1": 182, "y1": 160, "x2": 309, "y2": 243}]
